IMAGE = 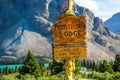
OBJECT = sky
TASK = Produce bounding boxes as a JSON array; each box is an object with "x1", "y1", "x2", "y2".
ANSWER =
[{"x1": 74, "y1": 0, "x2": 120, "y2": 21}]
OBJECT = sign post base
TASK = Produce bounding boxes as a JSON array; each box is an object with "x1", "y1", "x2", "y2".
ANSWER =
[{"x1": 65, "y1": 58, "x2": 75, "y2": 80}]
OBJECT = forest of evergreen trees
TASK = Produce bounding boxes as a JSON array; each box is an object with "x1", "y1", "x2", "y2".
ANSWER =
[{"x1": 0, "y1": 50, "x2": 120, "y2": 80}]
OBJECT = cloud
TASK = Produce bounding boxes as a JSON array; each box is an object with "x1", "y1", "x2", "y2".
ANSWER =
[
  {"x1": 74, "y1": 0, "x2": 98, "y2": 11},
  {"x1": 75, "y1": 0, "x2": 120, "y2": 21},
  {"x1": 95, "y1": 0, "x2": 120, "y2": 21}
]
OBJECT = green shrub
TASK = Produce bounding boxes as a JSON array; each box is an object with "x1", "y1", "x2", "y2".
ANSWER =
[
  {"x1": 16, "y1": 74, "x2": 35, "y2": 80},
  {"x1": 90, "y1": 71, "x2": 112, "y2": 80},
  {"x1": 90, "y1": 71, "x2": 120, "y2": 80},
  {"x1": 112, "y1": 72, "x2": 120, "y2": 80}
]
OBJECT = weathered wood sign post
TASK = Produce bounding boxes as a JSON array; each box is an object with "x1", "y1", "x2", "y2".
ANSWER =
[{"x1": 52, "y1": 0, "x2": 87, "y2": 80}]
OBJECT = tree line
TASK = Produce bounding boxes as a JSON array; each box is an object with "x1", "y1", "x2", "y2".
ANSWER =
[
  {"x1": 0, "y1": 66, "x2": 20, "y2": 75},
  {"x1": 18, "y1": 50, "x2": 81, "y2": 78},
  {"x1": 1, "y1": 50, "x2": 120, "y2": 79},
  {"x1": 19, "y1": 50, "x2": 120, "y2": 76},
  {"x1": 50, "y1": 53, "x2": 120, "y2": 75}
]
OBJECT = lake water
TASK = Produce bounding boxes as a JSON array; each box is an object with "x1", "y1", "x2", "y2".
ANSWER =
[
  {"x1": 0, "y1": 63, "x2": 49, "y2": 71},
  {"x1": 0, "y1": 64, "x2": 23, "y2": 71}
]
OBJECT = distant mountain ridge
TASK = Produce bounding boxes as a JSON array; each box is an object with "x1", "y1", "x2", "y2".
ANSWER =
[
  {"x1": 104, "y1": 12, "x2": 120, "y2": 34},
  {"x1": 0, "y1": 0, "x2": 120, "y2": 60}
]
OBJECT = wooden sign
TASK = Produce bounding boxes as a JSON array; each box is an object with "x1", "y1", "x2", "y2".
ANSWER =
[{"x1": 52, "y1": 15, "x2": 87, "y2": 60}]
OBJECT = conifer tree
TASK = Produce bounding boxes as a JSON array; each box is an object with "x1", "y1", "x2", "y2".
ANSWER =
[
  {"x1": 82, "y1": 59, "x2": 86, "y2": 67},
  {"x1": 94, "y1": 64, "x2": 99, "y2": 71},
  {"x1": 100, "y1": 59, "x2": 113, "y2": 73},
  {"x1": 109, "y1": 60, "x2": 114, "y2": 66},
  {"x1": 39, "y1": 62, "x2": 46, "y2": 76},
  {"x1": 19, "y1": 50, "x2": 40, "y2": 77},
  {"x1": 0, "y1": 68, "x2": 2, "y2": 74},
  {"x1": 74, "y1": 59, "x2": 81, "y2": 74},
  {"x1": 92, "y1": 60, "x2": 96, "y2": 70},
  {"x1": 87, "y1": 60, "x2": 90, "y2": 69},
  {"x1": 50, "y1": 60, "x2": 64, "y2": 75},
  {"x1": 15, "y1": 66, "x2": 19, "y2": 72},
  {"x1": 4, "y1": 66, "x2": 9, "y2": 75},
  {"x1": 113, "y1": 54, "x2": 120, "y2": 72},
  {"x1": 89, "y1": 60, "x2": 92, "y2": 69},
  {"x1": 8, "y1": 68, "x2": 13, "y2": 74}
]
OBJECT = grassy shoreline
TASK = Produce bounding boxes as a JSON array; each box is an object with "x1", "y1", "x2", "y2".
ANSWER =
[{"x1": 1, "y1": 71, "x2": 120, "y2": 80}]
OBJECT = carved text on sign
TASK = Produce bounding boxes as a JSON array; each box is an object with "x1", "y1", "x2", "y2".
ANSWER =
[{"x1": 52, "y1": 15, "x2": 87, "y2": 60}]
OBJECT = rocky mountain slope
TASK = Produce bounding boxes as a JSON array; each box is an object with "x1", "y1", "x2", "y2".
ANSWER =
[
  {"x1": 0, "y1": 0, "x2": 120, "y2": 60},
  {"x1": 0, "y1": 19, "x2": 52, "y2": 59},
  {"x1": 104, "y1": 12, "x2": 120, "y2": 34}
]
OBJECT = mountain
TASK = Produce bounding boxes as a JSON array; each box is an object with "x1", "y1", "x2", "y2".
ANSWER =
[
  {"x1": 104, "y1": 12, "x2": 120, "y2": 34},
  {"x1": 0, "y1": 19, "x2": 52, "y2": 59},
  {"x1": 76, "y1": 6, "x2": 120, "y2": 60},
  {"x1": 0, "y1": 0, "x2": 120, "y2": 60}
]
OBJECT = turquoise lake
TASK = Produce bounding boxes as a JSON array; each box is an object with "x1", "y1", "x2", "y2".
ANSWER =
[{"x1": 0, "y1": 64, "x2": 23, "y2": 71}]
